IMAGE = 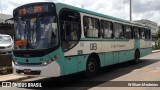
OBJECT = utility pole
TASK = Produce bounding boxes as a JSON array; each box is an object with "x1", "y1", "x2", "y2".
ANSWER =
[
  {"x1": 0, "y1": 0, "x2": 2, "y2": 14},
  {"x1": 123, "y1": 0, "x2": 125, "y2": 19},
  {"x1": 130, "y1": 0, "x2": 132, "y2": 21},
  {"x1": 82, "y1": 5, "x2": 84, "y2": 8}
]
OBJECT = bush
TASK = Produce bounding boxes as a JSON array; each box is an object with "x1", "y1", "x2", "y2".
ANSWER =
[
  {"x1": 0, "y1": 66, "x2": 12, "y2": 75},
  {"x1": 152, "y1": 39, "x2": 160, "y2": 50}
]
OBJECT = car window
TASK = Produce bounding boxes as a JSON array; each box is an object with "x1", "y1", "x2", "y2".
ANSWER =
[
  {"x1": 0, "y1": 36, "x2": 3, "y2": 41},
  {"x1": 0, "y1": 36, "x2": 11, "y2": 42}
]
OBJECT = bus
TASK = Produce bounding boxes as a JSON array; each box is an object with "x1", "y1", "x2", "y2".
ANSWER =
[{"x1": 11, "y1": 2, "x2": 152, "y2": 77}]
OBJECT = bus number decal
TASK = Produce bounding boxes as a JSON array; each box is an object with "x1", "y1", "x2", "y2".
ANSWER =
[
  {"x1": 15, "y1": 40, "x2": 27, "y2": 46},
  {"x1": 90, "y1": 43, "x2": 97, "y2": 50}
]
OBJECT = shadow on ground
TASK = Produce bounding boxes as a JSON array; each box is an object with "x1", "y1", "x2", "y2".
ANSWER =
[{"x1": 24, "y1": 59, "x2": 160, "y2": 90}]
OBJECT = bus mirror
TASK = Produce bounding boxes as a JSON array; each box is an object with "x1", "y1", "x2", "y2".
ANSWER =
[
  {"x1": 36, "y1": 14, "x2": 44, "y2": 20},
  {"x1": 5, "y1": 18, "x2": 14, "y2": 24}
]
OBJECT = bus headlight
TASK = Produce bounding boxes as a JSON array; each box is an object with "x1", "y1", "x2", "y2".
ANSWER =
[
  {"x1": 13, "y1": 60, "x2": 19, "y2": 65},
  {"x1": 41, "y1": 55, "x2": 59, "y2": 66}
]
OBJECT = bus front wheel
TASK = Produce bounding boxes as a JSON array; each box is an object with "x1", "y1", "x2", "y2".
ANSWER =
[{"x1": 85, "y1": 56, "x2": 99, "y2": 77}]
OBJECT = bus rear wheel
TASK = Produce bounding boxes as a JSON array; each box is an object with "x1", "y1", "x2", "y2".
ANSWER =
[
  {"x1": 85, "y1": 56, "x2": 99, "y2": 77},
  {"x1": 134, "y1": 50, "x2": 140, "y2": 64}
]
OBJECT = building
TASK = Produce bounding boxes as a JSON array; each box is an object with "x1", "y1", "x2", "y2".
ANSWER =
[
  {"x1": 0, "y1": 13, "x2": 14, "y2": 37},
  {"x1": 134, "y1": 19, "x2": 158, "y2": 36},
  {"x1": 0, "y1": 13, "x2": 13, "y2": 24}
]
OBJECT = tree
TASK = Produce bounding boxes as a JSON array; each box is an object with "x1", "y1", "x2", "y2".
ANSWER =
[
  {"x1": 157, "y1": 26, "x2": 160, "y2": 38},
  {"x1": 153, "y1": 26, "x2": 160, "y2": 49}
]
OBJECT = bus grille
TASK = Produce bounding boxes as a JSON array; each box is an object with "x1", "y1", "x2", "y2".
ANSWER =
[{"x1": 18, "y1": 62, "x2": 41, "y2": 65}]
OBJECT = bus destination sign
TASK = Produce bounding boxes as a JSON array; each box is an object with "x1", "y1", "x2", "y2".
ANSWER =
[
  {"x1": 14, "y1": 3, "x2": 55, "y2": 17},
  {"x1": 19, "y1": 5, "x2": 43, "y2": 16}
]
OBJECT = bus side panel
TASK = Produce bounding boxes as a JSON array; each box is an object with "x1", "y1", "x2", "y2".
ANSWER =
[
  {"x1": 77, "y1": 55, "x2": 88, "y2": 72},
  {"x1": 140, "y1": 48, "x2": 146, "y2": 57},
  {"x1": 149, "y1": 47, "x2": 152, "y2": 54},
  {"x1": 140, "y1": 40, "x2": 152, "y2": 57},
  {"x1": 104, "y1": 52, "x2": 114, "y2": 66},
  {"x1": 119, "y1": 50, "x2": 134, "y2": 62},
  {"x1": 101, "y1": 40, "x2": 114, "y2": 66},
  {"x1": 49, "y1": 48, "x2": 66, "y2": 76},
  {"x1": 65, "y1": 56, "x2": 78, "y2": 75},
  {"x1": 140, "y1": 47, "x2": 152, "y2": 57},
  {"x1": 98, "y1": 53, "x2": 104, "y2": 67},
  {"x1": 127, "y1": 50, "x2": 135, "y2": 61},
  {"x1": 113, "y1": 52, "x2": 119, "y2": 64},
  {"x1": 118, "y1": 51, "x2": 126, "y2": 63}
]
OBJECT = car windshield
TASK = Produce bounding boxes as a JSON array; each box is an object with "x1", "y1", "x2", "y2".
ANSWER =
[
  {"x1": 14, "y1": 16, "x2": 58, "y2": 50},
  {"x1": 0, "y1": 36, "x2": 11, "y2": 42}
]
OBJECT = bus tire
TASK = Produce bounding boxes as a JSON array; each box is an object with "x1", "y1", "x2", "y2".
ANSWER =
[
  {"x1": 85, "y1": 56, "x2": 99, "y2": 77},
  {"x1": 134, "y1": 50, "x2": 140, "y2": 64}
]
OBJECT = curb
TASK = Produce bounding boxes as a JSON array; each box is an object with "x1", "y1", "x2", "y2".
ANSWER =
[
  {"x1": 1, "y1": 76, "x2": 32, "y2": 82},
  {"x1": 152, "y1": 50, "x2": 160, "y2": 53},
  {"x1": 0, "y1": 75, "x2": 33, "y2": 86}
]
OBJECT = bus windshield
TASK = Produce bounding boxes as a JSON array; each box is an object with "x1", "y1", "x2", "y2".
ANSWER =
[{"x1": 14, "y1": 16, "x2": 58, "y2": 50}]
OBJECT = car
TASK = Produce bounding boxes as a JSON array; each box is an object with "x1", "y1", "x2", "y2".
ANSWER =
[{"x1": 0, "y1": 34, "x2": 14, "y2": 54}]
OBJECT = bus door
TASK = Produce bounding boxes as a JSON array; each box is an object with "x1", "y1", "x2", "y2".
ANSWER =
[
  {"x1": 60, "y1": 9, "x2": 81, "y2": 75},
  {"x1": 113, "y1": 23, "x2": 125, "y2": 64}
]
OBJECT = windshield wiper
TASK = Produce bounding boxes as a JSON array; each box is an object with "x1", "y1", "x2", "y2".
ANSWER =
[
  {"x1": 5, "y1": 17, "x2": 21, "y2": 23},
  {"x1": 5, "y1": 18, "x2": 14, "y2": 23}
]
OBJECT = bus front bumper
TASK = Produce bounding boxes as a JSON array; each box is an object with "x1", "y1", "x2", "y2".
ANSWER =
[{"x1": 12, "y1": 61, "x2": 61, "y2": 77}]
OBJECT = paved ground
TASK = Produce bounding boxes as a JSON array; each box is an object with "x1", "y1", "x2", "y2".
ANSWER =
[
  {"x1": 0, "y1": 74, "x2": 27, "y2": 82},
  {"x1": 89, "y1": 52, "x2": 160, "y2": 90},
  {"x1": 0, "y1": 50, "x2": 159, "y2": 82},
  {"x1": 0, "y1": 51, "x2": 160, "y2": 90}
]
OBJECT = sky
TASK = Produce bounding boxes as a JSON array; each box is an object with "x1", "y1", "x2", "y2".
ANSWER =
[{"x1": 0, "y1": 0, "x2": 160, "y2": 25}]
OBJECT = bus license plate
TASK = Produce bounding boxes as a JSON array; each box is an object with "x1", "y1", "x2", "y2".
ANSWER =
[{"x1": 24, "y1": 69, "x2": 31, "y2": 73}]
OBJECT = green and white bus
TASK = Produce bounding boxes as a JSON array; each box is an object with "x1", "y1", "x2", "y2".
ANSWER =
[{"x1": 12, "y1": 2, "x2": 152, "y2": 77}]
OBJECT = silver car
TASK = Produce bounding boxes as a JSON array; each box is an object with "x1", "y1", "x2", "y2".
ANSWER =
[{"x1": 0, "y1": 34, "x2": 14, "y2": 54}]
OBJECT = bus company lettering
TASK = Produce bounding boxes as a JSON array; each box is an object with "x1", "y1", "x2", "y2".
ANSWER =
[
  {"x1": 90, "y1": 43, "x2": 97, "y2": 50},
  {"x1": 111, "y1": 44, "x2": 126, "y2": 48}
]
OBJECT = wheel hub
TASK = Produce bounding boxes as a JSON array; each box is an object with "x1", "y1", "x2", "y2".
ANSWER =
[{"x1": 88, "y1": 62, "x2": 96, "y2": 72}]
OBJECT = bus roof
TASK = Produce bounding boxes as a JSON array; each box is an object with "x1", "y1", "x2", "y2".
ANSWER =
[
  {"x1": 13, "y1": 2, "x2": 150, "y2": 29},
  {"x1": 55, "y1": 3, "x2": 130, "y2": 23},
  {"x1": 55, "y1": 3, "x2": 146, "y2": 27}
]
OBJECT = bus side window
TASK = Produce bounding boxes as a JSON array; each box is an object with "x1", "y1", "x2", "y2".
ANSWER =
[
  {"x1": 131, "y1": 26, "x2": 134, "y2": 39},
  {"x1": 149, "y1": 29, "x2": 151, "y2": 40},
  {"x1": 60, "y1": 9, "x2": 81, "y2": 51},
  {"x1": 83, "y1": 16, "x2": 100, "y2": 38},
  {"x1": 138, "y1": 28, "x2": 142, "y2": 39},
  {"x1": 114, "y1": 23, "x2": 124, "y2": 39},
  {"x1": 140, "y1": 28, "x2": 145, "y2": 39},
  {"x1": 133, "y1": 27, "x2": 140, "y2": 39},
  {"x1": 83, "y1": 17, "x2": 89, "y2": 37},
  {"x1": 124, "y1": 25, "x2": 132, "y2": 39},
  {"x1": 101, "y1": 20, "x2": 113, "y2": 38},
  {"x1": 145, "y1": 29, "x2": 151, "y2": 40}
]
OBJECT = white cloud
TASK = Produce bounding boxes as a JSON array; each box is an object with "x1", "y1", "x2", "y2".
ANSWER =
[{"x1": 0, "y1": 0, "x2": 160, "y2": 25}]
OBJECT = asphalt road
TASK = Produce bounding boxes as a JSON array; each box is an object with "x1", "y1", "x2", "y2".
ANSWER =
[{"x1": 1, "y1": 52, "x2": 160, "y2": 90}]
